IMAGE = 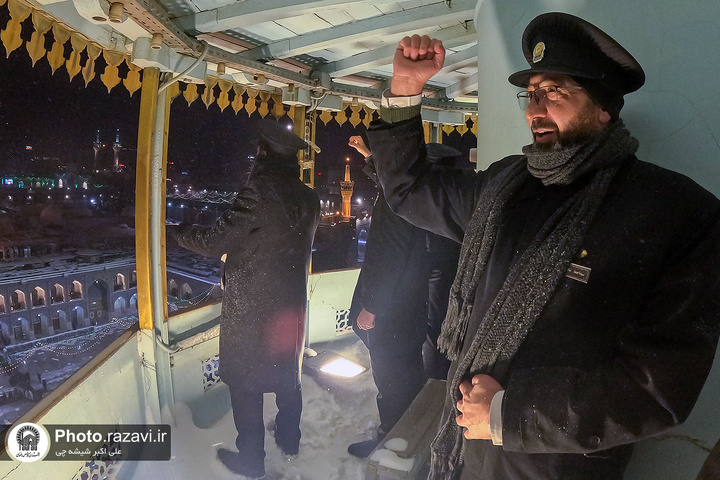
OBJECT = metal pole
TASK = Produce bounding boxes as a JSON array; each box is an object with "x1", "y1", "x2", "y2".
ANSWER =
[
  {"x1": 150, "y1": 83, "x2": 170, "y2": 329},
  {"x1": 135, "y1": 68, "x2": 160, "y2": 331}
]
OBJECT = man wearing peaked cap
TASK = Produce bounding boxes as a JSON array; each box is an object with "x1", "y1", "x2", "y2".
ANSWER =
[
  {"x1": 170, "y1": 117, "x2": 320, "y2": 479},
  {"x1": 365, "y1": 11, "x2": 720, "y2": 480}
]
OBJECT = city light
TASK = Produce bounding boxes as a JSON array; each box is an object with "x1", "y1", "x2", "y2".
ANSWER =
[
  {"x1": 319, "y1": 358, "x2": 365, "y2": 378},
  {"x1": 304, "y1": 351, "x2": 366, "y2": 379}
]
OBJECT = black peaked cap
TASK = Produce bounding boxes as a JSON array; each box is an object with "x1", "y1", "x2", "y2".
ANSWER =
[
  {"x1": 508, "y1": 12, "x2": 645, "y2": 94},
  {"x1": 257, "y1": 118, "x2": 307, "y2": 157}
]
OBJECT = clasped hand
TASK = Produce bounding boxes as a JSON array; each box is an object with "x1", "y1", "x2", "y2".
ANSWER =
[{"x1": 455, "y1": 374, "x2": 504, "y2": 440}]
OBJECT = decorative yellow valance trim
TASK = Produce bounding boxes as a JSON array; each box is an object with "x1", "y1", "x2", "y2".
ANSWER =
[
  {"x1": 171, "y1": 80, "x2": 290, "y2": 120},
  {"x1": 317, "y1": 103, "x2": 477, "y2": 136},
  {"x1": 318, "y1": 104, "x2": 380, "y2": 127},
  {"x1": 1, "y1": 0, "x2": 30, "y2": 57},
  {"x1": 0, "y1": 0, "x2": 479, "y2": 135},
  {"x1": 0, "y1": 0, "x2": 141, "y2": 95}
]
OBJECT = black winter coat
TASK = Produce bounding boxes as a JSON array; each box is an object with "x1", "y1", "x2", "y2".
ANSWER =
[
  {"x1": 349, "y1": 159, "x2": 430, "y2": 337},
  {"x1": 174, "y1": 156, "x2": 320, "y2": 393},
  {"x1": 369, "y1": 116, "x2": 720, "y2": 480}
]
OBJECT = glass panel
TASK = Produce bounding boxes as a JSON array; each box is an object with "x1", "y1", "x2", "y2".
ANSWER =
[
  {"x1": 313, "y1": 116, "x2": 377, "y2": 272},
  {"x1": 164, "y1": 98, "x2": 380, "y2": 314},
  {"x1": 0, "y1": 34, "x2": 139, "y2": 425},
  {"x1": 164, "y1": 93, "x2": 258, "y2": 315}
]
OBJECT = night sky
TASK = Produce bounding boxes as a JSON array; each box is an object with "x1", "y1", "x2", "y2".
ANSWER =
[
  {"x1": 0, "y1": 45, "x2": 368, "y2": 189},
  {"x1": 0, "y1": 47, "x2": 140, "y2": 170}
]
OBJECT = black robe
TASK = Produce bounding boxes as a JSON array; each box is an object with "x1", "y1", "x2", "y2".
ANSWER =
[
  {"x1": 174, "y1": 156, "x2": 320, "y2": 393},
  {"x1": 349, "y1": 158, "x2": 429, "y2": 431},
  {"x1": 369, "y1": 116, "x2": 720, "y2": 479}
]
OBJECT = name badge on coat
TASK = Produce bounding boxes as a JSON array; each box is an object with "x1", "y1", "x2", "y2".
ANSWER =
[{"x1": 566, "y1": 263, "x2": 591, "y2": 283}]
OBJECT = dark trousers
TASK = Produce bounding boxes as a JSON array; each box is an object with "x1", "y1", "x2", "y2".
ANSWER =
[
  {"x1": 424, "y1": 267, "x2": 453, "y2": 380},
  {"x1": 354, "y1": 317, "x2": 426, "y2": 435},
  {"x1": 227, "y1": 382, "x2": 302, "y2": 469}
]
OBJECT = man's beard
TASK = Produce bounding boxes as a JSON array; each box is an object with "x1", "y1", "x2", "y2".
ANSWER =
[{"x1": 532, "y1": 105, "x2": 604, "y2": 151}]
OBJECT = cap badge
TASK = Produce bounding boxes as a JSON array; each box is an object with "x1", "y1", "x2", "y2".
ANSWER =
[{"x1": 532, "y1": 42, "x2": 545, "y2": 63}]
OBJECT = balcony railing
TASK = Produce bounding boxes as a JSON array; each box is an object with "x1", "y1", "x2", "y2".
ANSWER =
[{"x1": 0, "y1": 267, "x2": 717, "y2": 479}]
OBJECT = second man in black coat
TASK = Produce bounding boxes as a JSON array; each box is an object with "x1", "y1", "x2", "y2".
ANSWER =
[{"x1": 346, "y1": 135, "x2": 463, "y2": 458}]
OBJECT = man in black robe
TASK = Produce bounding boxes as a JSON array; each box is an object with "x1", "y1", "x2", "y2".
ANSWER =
[{"x1": 171, "y1": 120, "x2": 320, "y2": 479}]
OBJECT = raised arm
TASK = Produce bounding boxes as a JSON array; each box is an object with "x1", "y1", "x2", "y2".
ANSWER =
[
  {"x1": 170, "y1": 183, "x2": 261, "y2": 257},
  {"x1": 368, "y1": 119, "x2": 482, "y2": 243},
  {"x1": 368, "y1": 35, "x2": 483, "y2": 242}
]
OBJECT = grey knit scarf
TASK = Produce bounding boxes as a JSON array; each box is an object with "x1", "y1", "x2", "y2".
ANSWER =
[{"x1": 429, "y1": 120, "x2": 638, "y2": 480}]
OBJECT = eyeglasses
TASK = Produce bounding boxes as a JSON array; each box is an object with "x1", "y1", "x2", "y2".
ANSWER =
[{"x1": 516, "y1": 85, "x2": 585, "y2": 110}]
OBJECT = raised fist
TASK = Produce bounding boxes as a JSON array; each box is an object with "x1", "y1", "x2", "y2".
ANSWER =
[
  {"x1": 391, "y1": 35, "x2": 445, "y2": 96},
  {"x1": 348, "y1": 136, "x2": 371, "y2": 157}
]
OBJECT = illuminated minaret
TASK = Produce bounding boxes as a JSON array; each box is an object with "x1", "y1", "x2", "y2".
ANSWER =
[
  {"x1": 112, "y1": 128, "x2": 122, "y2": 172},
  {"x1": 92, "y1": 130, "x2": 102, "y2": 172},
  {"x1": 340, "y1": 157, "x2": 354, "y2": 222}
]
